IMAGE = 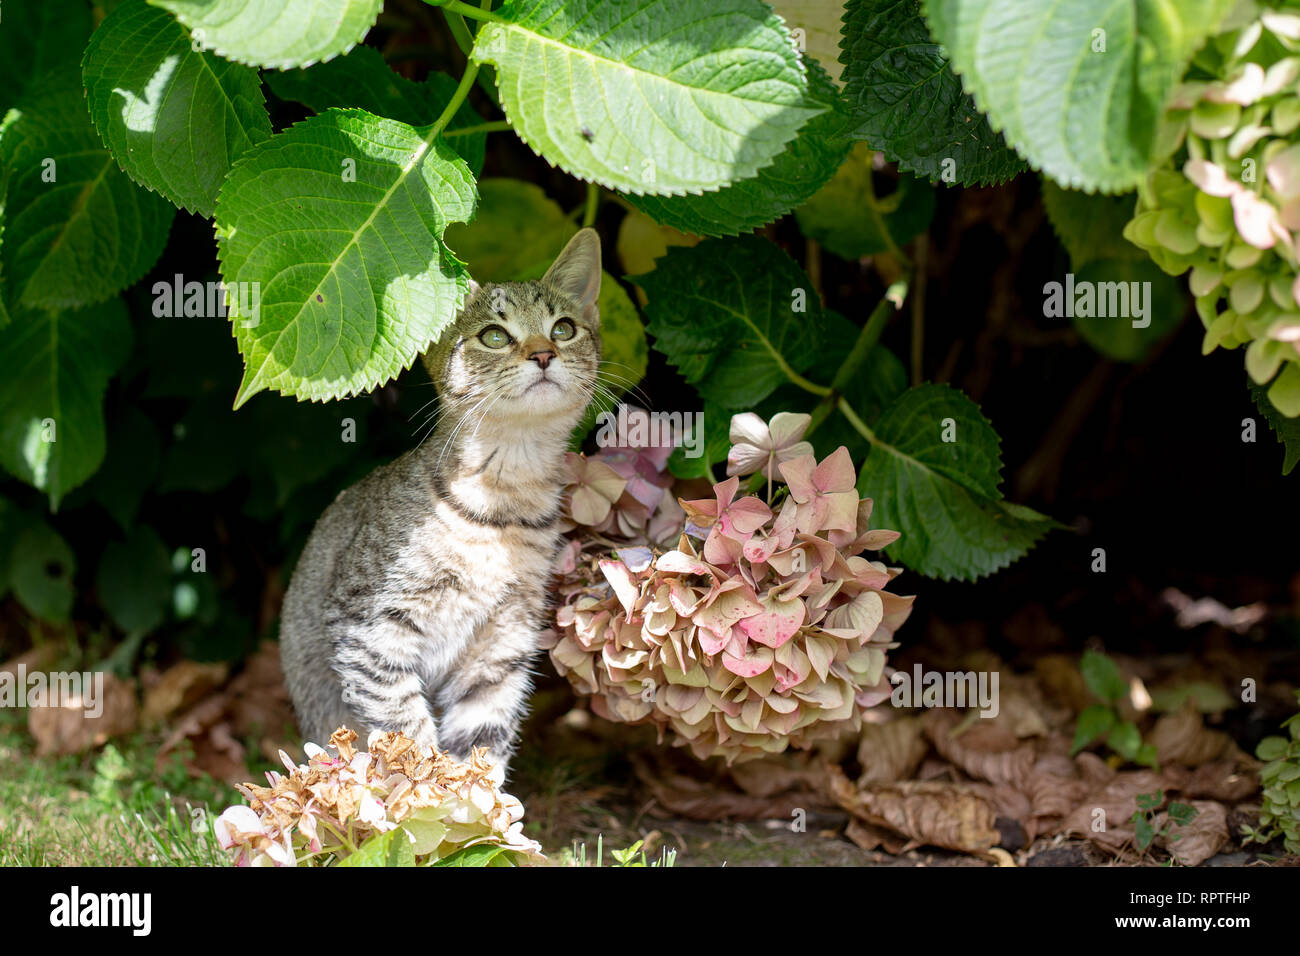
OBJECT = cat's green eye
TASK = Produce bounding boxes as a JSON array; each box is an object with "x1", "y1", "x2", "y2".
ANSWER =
[
  {"x1": 551, "y1": 318, "x2": 576, "y2": 341},
  {"x1": 478, "y1": 325, "x2": 511, "y2": 348}
]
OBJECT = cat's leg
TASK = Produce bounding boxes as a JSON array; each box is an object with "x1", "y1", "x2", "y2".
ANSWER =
[
  {"x1": 435, "y1": 595, "x2": 541, "y2": 782},
  {"x1": 327, "y1": 617, "x2": 440, "y2": 756}
]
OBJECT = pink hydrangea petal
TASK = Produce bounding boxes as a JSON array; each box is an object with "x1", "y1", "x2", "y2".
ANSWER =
[
  {"x1": 738, "y1": 594, "x2": 805, "y2": 648},
  {"x1": 812, "y1": 446, "x2": 857, "y2": 493},
  {"x1": 777, "y1": 453, "x2": 818, "y2": 502}
]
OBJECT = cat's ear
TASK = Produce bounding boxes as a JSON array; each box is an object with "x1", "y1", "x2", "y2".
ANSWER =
[{"x1": 544, "y1": 228, "x2": 601, "y2": 318}]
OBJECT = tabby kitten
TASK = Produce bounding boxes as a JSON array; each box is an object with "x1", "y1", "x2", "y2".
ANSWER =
[{"x1": 280, "y1": 229, "x2": 603, "y2": 780}]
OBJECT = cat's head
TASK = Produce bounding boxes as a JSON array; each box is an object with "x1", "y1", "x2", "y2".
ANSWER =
[{"x1": 424, "y1": 228, "x2": 603, "y2": 426}]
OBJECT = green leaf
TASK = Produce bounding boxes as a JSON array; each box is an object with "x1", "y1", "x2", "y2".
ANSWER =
[
  {"x1": 9, "y1": 519, "x2": 76, "y2": 623},
  {"x1": 264, "y1": 47, "x2": 486, "y2": 176},
  {"x1": 82, "y1": 0, "x2": 272, "y2": 218},
  {"x1": 923, "y1": 0, "x2": 1234, "y2": 192},
  {"x1": 624, "y1": 60, "x2": 852, "y2": 236},
  {"x1": 1134, "y1": 813, "x2": 1156, "y2": 850},
  {"x1": 840, "y1": 0, "x2": 1024, "y2": 186},
  {"x1": 795, "y1": 142, "x2": 934, "y2": 260},
  {"x1": 1040, "y1": 181, "x2": 1141, "y2": 267},
  {"x1": 1071, "y1": 704, "x2": 1116, "y2": 755},
  {"x1": 633, "y1": 236, "x2": 825, "y2": 409},
  {"x1": 854, "y1": 383, "x2": 1056, "y2": 579},
  {"x1": 1107, "y1": 720, "x2": 1143, "y2": 761},
  {"x1": 1081, "y1": 649, "x2": 1127, "y2": 703},
  {"x1": 96, "y1": 526, "x2": 172, "y2": 634},
  {"x1": 339, "y1": 828, "x2": 417, "y2": 867},
  {"x1": 667, "y1": 401, "x2": 732, "y2": 480},
  {"x1": 88, "y1": 407, "x2": 162, "y2": 528},
  {"x1": 431, "y1": 842, "x2": 514, "y2": 867},
  {"x1": 1257, "y1": 736, "x2": 1289, "y2": 762},
  {"x1": 0, "y1": 0, "x2": 92, "y2": 112},
  {"x1": 0, "y1": 71, "x2": 174, "y2": 310},
  {"x1": 769, "y1": 0, "x2": 850, "y2": 85},
  {"x1": 1067, "y1": 259, "x2": 1186, "y2": 362},
  {"x1": 216, "y1": 109, "x2": 477, "y2": 404},
  {"x1": 1168, "y1": 802, "x2": 1198, "y2": 826},
  {"x1": 1251, "y1": 382, "x2": 1300, "y2": 476},
  {"x1": 0, "y1": 299, "x2": 134, "y2": 507},
  {"x1": 471, "y1": 0, "x2": 823, "y2": 195},
  {"x1": 443, "y1": 179, "x2": 575, "y2": 282},
  {"x1": 148, "y1": 0, "x2": 383, "y2": 70},
  {"x1": 246, "y1": 394, "x2": 368, "y2": 505}
]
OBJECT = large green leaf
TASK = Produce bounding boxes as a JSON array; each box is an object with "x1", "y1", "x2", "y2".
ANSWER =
[
  {"x1": 215, "y1": 109, "x2": 477, "y2": 405},
  {"x1": 0, "y1": 72, "x2": 174, "y2": 310},
  {"x1": 855, "y1": 383, "x2": 1055, "y2": 579},
  {"x1": 625, "y1": 60, "x2": 852, "y2": 236},
  {"x1": 96, "y1": 526, "x2": 172, "y2": 634},
  {"x1": 632, "y1": 236, "x2": 825, "y2": 409},
  {"x1": 768, "y1": 0, "x2": 850, "y2": 85},
  {"x1": 442, "y1": 179, "x2": 574, "y2": 281},
  {"x1": 264, "y1": 47, "x2": 487, "y2": 176},
  {"x1": 82, "y1": 0, "x2": 272, "y2": 217},
  {"x1": 9, "y1": 519, "x2": 76, "y2": 622},
  {"x1": 1040, "y1": 181, "x2": 1141, "y2": 267},
  {"x1": 1252, "y1": 381, "x2": 1300, "y2": 476},
  {"x1": 795, "y1": 142, "x2": 934, "y2": 259},
  {"x1": 0, "y1": 0, "x2": 92, "y2": 112},
  {"x1": 840, "y1": 0, "x2": 1024, "y2": 186},
  {"x1": 1067, "y1": 258, "x2": 1185, "y2": 362},
  {"x1": 471, "y1": 0, "x2": 823, "y2": 195},
  {"x1": 923, "y1": 0, "x2": 1233, "y2": 192},
  {"x1": 0, "y1": 299, "x2": 133, "y2": 508},
  {"x1": 148, "y1": 0, "x2": 383, "y2": 70}
]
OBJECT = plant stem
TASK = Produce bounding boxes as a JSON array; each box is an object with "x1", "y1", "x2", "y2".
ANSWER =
[
  {"x1": 910, "y1": 234, "x2": 927, "y2": 385},
  {"x1": 440, "y1": 8, "x2": 474, "y2": 57},
  {"x1": 442, "y1": 120, "x2": 511, "y2": 138},
  {"x1": 429, "y1": 54, "x2": 483, "y2": 139},
  {"x1": 836, "y1": 396, "x2": 879, "y2": 446},
  {"x1": 805, "y1": 280, "x2": 907, "y2": 438},
  {"x1": 788, "y1": 370, "x2": 833, "y2": 396},
  {"x1": 422, "y1": 0, "x2": 505, "y2": 24},
  {"x1": 583, "y1": 181, "x2": 600, "y2": 228}
]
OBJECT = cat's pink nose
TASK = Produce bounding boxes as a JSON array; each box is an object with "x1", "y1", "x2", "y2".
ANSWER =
[{"x1": 529, "y1": 349, "x2": 556, "y2": 369}]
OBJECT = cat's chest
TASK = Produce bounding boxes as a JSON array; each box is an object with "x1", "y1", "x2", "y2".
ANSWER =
[{"x1": 412, "y1": 510, "x2": 558, "y2": 592}]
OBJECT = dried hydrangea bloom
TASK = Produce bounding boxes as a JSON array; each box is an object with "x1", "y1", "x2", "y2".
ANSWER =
[
  {"x1": 548, "y1": 429, "x2": 914, "y2": 764},
  {"x1": 214, "y1": 728, "x2": 544, "y2": 866}
]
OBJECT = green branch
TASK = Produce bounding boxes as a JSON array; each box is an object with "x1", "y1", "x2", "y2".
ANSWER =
[
  {"x1": 442, "y1": 120, "x2": 511, "y2": 138},
  {"x1": 422, "y1": 0, "x2": 505, "y2": 24}
]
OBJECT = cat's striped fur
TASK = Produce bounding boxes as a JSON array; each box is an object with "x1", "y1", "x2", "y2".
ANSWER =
[{"x1": 280, "y1": 229, "x2": 603, "y2": 780}]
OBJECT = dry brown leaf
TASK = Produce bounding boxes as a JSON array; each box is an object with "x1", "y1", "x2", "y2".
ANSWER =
[
  {"x1": 1149, "y1": 707, "x2": 1233, "y2": 766},
  {"x1": 1061, "y1": 769, "x2": 1183, "y2": 852},
  {"x1": 28, "y1": 673, "x2": 137, "y2": 756},
  {"x1": 142, "y1": 660, "x2": 229, "y2": 724},
  {"x1": 828, "y1": 764, "x2": 998, "y2": 854},
  {"x1": 155, "y1": 643, "x2": 296, "y2": 783},
  {"x1": 844, "y1": 817, "x2": 906, "y2": 854},
  {"x1": 1181, "y1": 759, "x2": 1259, "y2": 803},
  {"x1": 924, "y1": 709, "x2": 1035, "y2": 787},
  {"x1": 634, "y1": 754, "x2": 828, "y2": 820},
  {"x1": 0, "y1": 645, "x2": 57, "y2": 677},
  {"x1": 856, "y1": 716, "x2": 928, "y2": 786},
  {"x1": 1161, "y1": 800, "x2": 1228, "y2": 866},
  {"x1": 729, "y1": 751, "x2": 827, "y2": 798}
]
